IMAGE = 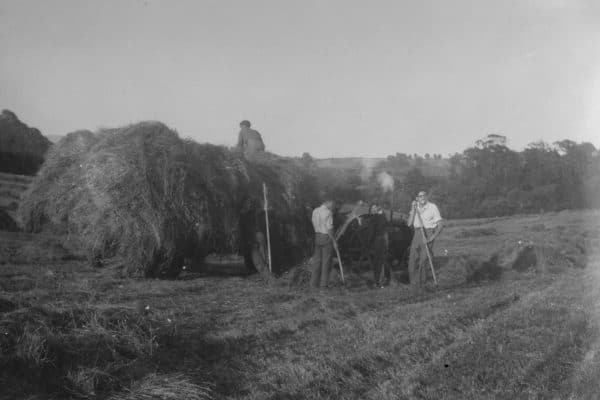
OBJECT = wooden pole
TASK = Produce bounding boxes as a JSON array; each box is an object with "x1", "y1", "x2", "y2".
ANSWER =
[
  {"x1": 262, "y1": 182, "x2": 272, "y2": 274},
  {"x1": 389, "y1": 190, "x2": 394, "y2": 222},
  {"x1": 332, "y1": 201, "x2": 363, "y2": 285},
  {"x1": 333, "y1": 241, "x2": 345, "y2": 285},
  {"x1": 415, "y1": 208, "x2": 438, "y2": 286},
  {"x1": 335, "y1": 201, "x2": 363, "y2": 241}
]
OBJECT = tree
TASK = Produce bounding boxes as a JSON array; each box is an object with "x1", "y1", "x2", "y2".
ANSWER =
[
  {"x1": 300, "y1": 152, "x2": 316, "y2": 171},
  {"x1": 521, "y1": 142, "x2": 561, "y2": 190},
  {"x1": 476, "y1": 134, "x2": 507, "y2": 149}
]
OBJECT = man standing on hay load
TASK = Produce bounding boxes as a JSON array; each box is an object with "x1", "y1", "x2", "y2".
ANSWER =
[
  {"x1": 236, "y1": 120, "x2": 265, "y2": 158},
  {"x1": 310, "y1": 200, "x2": 336, "y2": 289},
  {"x1": 407, "y1": 191, "x2": 443, "y2": 295}
]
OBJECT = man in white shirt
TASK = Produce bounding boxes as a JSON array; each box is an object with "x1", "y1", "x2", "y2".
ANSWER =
[
  {"x1": 310, "y1": 200, "x2": 335, "y2": 289},
  {"x1": 407, "y1": 191, "x2": 444, "y2": 294}
]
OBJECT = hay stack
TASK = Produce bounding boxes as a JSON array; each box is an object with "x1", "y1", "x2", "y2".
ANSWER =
[{"x1": 19, "y1": 122, "x2": 315, "y2": 278}]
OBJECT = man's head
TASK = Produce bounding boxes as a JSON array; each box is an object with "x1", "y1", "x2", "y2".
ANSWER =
[
  {"x1": 370, "y1": 204, "x2": 382, "y2": 214},
  {"x1": 239, "y1": 120, "x2": 251, "y2": 128},
  {"x1": 417, "y1": 191, "x2": 428, "y2": 206},
  {"x1": 323, "y1": 200, "x2": 334, "y2": 210}
]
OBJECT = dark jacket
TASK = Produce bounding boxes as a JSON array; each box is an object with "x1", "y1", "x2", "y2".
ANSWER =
[{"x1": 236, "y1": 127, "x2": 265, "y2": 155}]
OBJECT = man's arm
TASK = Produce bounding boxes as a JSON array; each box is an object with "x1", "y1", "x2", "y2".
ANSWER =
[
  {"x1": 426, "y1": 204, "x2": 444, "y2": 243},
  {"x1": 407, "y1": 201, "x2": 417, "y2": 227},
  {"x1": 325, "y1": 211, "x2": 336, "y2": 243}
]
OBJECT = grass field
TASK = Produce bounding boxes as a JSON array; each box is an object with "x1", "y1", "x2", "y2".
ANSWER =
[
  {"x1": 0, "y1": 171, "x2": 33, "y2": 221},
  {"x1": 1, "y1": 210, "x2": 599, "y2": 399}
]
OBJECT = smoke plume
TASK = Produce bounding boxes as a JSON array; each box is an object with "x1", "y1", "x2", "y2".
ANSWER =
[
  {"x1": 359, "y1": 158, "x2": 379, "y2": 182},
  {"x1": 377, "y1": 171, "x2": 394, "y2": 193}
]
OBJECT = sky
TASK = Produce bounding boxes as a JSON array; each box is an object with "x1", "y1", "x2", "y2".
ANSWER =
[{"x1": 1, "y1": 0, "x2": 599, "y2": 158}]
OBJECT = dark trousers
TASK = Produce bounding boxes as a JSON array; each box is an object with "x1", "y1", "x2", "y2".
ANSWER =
[
  {"x1": 310, "y1": 233, "x2": 333, "y2": 288},
  {"x1": 408, "y1": 228, "x2": 435, "y2": 292},
  {"x1": 372, "y1": 234, "x2": 389, "y2": 285}
]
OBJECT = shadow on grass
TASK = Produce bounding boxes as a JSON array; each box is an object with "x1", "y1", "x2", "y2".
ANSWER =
[{"x1": 152, "y1": 324, "x2": 300, "y2": 396}]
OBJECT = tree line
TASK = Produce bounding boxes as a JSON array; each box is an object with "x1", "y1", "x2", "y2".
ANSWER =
[{"x1": 304, "y1": 135, "x2": 600, "y2": 219}]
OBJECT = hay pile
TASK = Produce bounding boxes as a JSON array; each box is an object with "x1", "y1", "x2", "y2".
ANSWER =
[
  {"x1": 494, "y1": 240, "x2": 586, "y2": 273},
  {"x1": 451, "y1": 255, "x2": 504, "y2": 284},
  {"x1": 279, "y1": 258, "x2": 369, "y2": 289},
  {"x1": 19, "y1": 122, "x2": 317, "y2": 278},
  {"x1": 454, "y1": 234, "x2": 588, "y2": 284},
  {"x1": 279, "y1": 259, "x2": 313, "y2": 288}
]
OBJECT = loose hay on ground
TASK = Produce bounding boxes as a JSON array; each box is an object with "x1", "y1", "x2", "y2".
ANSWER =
[
  {"x1": 442, "y1": 255, "x2": 503, "y2": 284},
  {"x1": 0, "y1": 304, "x2": 160, "y2": 398},
  {"x1": 494, "y1": 241, "x2": 586, "y2": 273},
  {"x1": 108, "y1": 373, "x2": 214, "y2": 400}
]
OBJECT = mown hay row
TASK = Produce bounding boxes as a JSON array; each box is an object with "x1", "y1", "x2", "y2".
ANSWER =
[
  {"x1": 108, "y1": 373, "x2": 214, "y2": 400},
  {"x1": 0, "y1": 304, "x2": 159, "y2": 398}
]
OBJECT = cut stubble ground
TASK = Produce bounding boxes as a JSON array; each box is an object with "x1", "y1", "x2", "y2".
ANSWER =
[{"x1": 1, "y1": 210, "x2": 600, "y2": 399}]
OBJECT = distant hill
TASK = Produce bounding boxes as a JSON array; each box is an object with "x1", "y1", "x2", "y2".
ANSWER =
[{"x1": 0, "y1": 109, "x2": 51, "y2": 175}]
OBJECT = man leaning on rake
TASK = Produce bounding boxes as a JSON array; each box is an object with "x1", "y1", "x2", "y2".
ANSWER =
[{"x1": 406, "y1": 190, "x2": 444, "y2": 295}]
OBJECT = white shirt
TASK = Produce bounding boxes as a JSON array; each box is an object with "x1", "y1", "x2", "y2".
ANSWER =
[
  {"x1": 312, "y1": 204, "x2": 333, "y2": 234},
  {"x1": 413, "y1": 202, "x2": 442, "y2": 229}
]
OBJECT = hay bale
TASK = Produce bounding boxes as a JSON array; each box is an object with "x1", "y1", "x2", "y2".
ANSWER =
[{"x1": 19, "y1": 122, "x2": 315, "y2": 278}]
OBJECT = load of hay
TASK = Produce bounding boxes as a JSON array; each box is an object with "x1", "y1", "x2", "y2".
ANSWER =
[{"x1": 19, "y1": 122, "x2": 317, "y2": 278}]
